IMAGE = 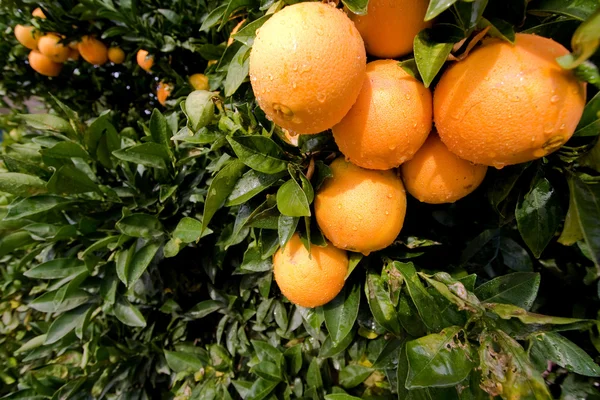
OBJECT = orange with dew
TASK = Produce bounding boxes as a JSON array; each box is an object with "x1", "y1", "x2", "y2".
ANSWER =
[
  {"x1": 333, "y1": 59, "x2": 432, "y2": 170},
  {"x1": 273, "y1": 234, "x2": 348, "y2": 308},
  {"x1": 434, "y1": 33, "x2": 586, "y2": 168}
]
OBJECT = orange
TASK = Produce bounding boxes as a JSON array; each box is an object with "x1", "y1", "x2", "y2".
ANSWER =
[
  {"x1": 38, "y1": 34, "x2": 70, "y2": 63},
  {"x1": 137, "y1": 49, "x2": 153, "y2": 72},
  {"x1": 32, "y1": 7, "x2": 46, "y2": 18},
  {"x1": 315, "y1": 158, "x2": 406, "y2": 255},
  {"x1": 434, "y1": 33, "x2": 586, "y2": 168},
  {"x1": 157, "y1": 82, "x2": 173, "y2": 106},
  {"x1": 189, "y1": 73, "x2": 209, "y2": 90},
  {"x1": 333, "y1": 59, "x2": 432, "y2": 170},
  {"x1": 28, "y1": 50, "x2": 62, "y2": 76},
  {"x1": 249, "y1": 2, "x2": 366, "y2": 135},
  {"x1": 273, "y1": 234, "x2": 348, "y2": 308},
  {"x1": 78, "y1": 36, "x2": 108, "y2": 65},
  {"x1": 348, "y1": 0, "x2": 430, "y2": 58},
  {"x1": 401, "y1": 134, "x2": 488, "y2": 204},
  {"x1": 14, "y1": 25, "x2": 41, "y2": 50},
  {"x1": 108, "y1": 47, "x2": 125, "y2": 64},
  {"x1": 68, "y1": 48, "x2": 79, "y2": 61},
  {"x1": 227, "y1": 19, "x2": 246, "y2": 46}
]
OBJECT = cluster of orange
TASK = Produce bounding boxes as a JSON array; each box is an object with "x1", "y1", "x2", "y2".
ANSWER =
[
  {"x1": 250, "y1": 1, "x2": 587, "y2": 308},
  {"x1": 14, "y1": 7, "x2": 125, "y2": 76}
]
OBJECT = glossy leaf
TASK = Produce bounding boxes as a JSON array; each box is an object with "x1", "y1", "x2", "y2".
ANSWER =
[
  {"x1": 530, "y1": 332, "x2": 600, "y2": 377},
  {"x1": 475, "y1": 272, "x2": 540, "y2": 310},
  {"x1": 0, "y1": 173, "x2": 46, "y2": 197},
  {"x1": 202, "y1": 160, "x2": 246, "y2": 234},
  {"x1": 365, "y1": 271, "x2": 402, "y2": 335},
  {"x1": 324, "y1": 283, "x2": 360, "y2": 345},
  {"x1": 227, "y1": 136, "x2": 287, "y2": 174}
]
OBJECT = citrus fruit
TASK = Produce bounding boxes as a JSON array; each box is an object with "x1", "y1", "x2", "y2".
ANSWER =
[
  {"x1": 332, "y1": 59, "x2": 432, "y2": 170},
  {"x1": 348, "y1": 0, "x2": 430, "y2": 58},
  {"x1": 315, "y1": 158, "x2": 407, "y2": 255},
  {"x1": 78, "y1": 36, "x2": 108, "y2": 65},
  {"x1": 401, "y1": 134, "x2": 488, "y2": 204},
  {"x1": 249, "y1": 2, "x2": 366, "y2": 135},
  {"x1": 68, "y1": 48, "x2": 79, "y2": 61},
  {"x1": 137, "y1": 49, "x2": 153, "y2": 72},
  {"x1": 108, "y1": 47, "x2": 125, "y2": 64},
  {"x1": 189, "y1": 73, "x2": 209, "y2": 90},
  {"x1": 38, "y1": 34, "x2": 70, "y2": 63},
  {"x1": 14, "y1": 25, "x2": 41, "y2": 50},
  {"x1": 434, "y1": 33, "x2": 586, "y2": 168},
  {"x1": 273, "y1": 233, "x2": 348, "y2": 308},
  {"x1": 28, "y1": 50, "x2": 62, "y2": 76},
  {"x1": 157, "y1": 82, "x2": 173, "y2": 106},
  {"x1": 32, "y1": 7, "x2": 46, "y2": 18}
]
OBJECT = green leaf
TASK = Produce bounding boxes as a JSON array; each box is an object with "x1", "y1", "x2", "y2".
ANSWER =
[
  {"x1": 226, "y1": 136, "x2": 287, "y2": 174},
  {"x1": 0, "y1": 231, "x2": 35, "y2": 258},
  {"x1": 414, "y1": 29, "x2": 454, "y2": 88},
  {"x1": 4, "y1": 195, "x2": 70, "y2": 220},
  {"x1": 342, "y1": 0, "x2": 369, "y2": 15},
  {"x1": 232, "y1": 15, "x2": 272, "y2": 46},
  {"x1": 306, "y1": 358, "x2": 323, "y2": 389},
  {"x1": 488, "y1": 163, "x2": 529, "y2": 210},
  {"x1": 566, "y1": 176, "x2": 600, "y2": 267},
  {"x1": 200, "y1": 4, "x2": 226, "y2": 31},
  {"x1": 225, "y1": 45, "x2": 250, "y2": 97},
  {"x1": 365, "y1": 270, "x2": 402, "y2": 334},
  {"x1": 24, "y1": 258, "x2": 87, "y2": 279},
  {"x1": 0, "y1": 390, "x2": 46, "y2": 400},
  {"x1": 202, "y1": 160, "x2": 246, "y2": 234},
  {"x1": 172, "y1": 217, "x2": 208, "y2": 243},
  {"x1": 20, "y1": 114, "x2": 73, "y2": 134},
  {"x1": 184, "y1": 91, "x2": 216, "y2": 131},
  {"x1": 29, "y1": 289, "x2": 91, "y2": 313},
  {"x1": 499, "y1": 237, "x2": 533, "y2": 272},
  {"x1": 44, "y1": 304, "x2": 92, "y2": 344},
  {"x1": 475, "y1": 272, "x2": 540, "y2": 310},
  {"x1": 516, "y1": 177, "x2": 562, "y2": 258},
  {"x1": 557, "y1": 9, "x2": 600, "y2": 68},
  {"x1": 425, "y1": 0, "x2": 459, "y2": 20},
  {"x1": 324, "y1": 283, "x2": 360, "y2": 345},
  {"x1": 406, "y1": 326, "x2": 474, "y2": 388},
  {"x1": 47, "y1": 165, "x2": 100, "y2": 195},
  {"x1": 149, "y1": 109, "x2": 172, "y2": 150},
  {"x1": 125, "y1": 241, "x2": 161, "y2": 287},
  {"x1": 283, "y1": 345, "x2": 302, "y2": 375},
  {"x1": 576, "y1": 91, "x2": 600, "y2": 135},
  {"x1": 325, "y1": 394, "x2": 363, "y2": 400},
  {"x1": 226, "y1": 170, "x2": 285, "y2": 206},
  {"x1": 165, "y1": 350, "x2": 204, "y2": 373},
  {"x1": 339, "y1": 364, "x2": 373, "y2": 388},
  {"x1": 485, "y1": 303, "x2": 590, "y2": 326},
  {"x1": 117, "y1": 214, "x2": 163, "y2": 238},
  {"x1": 113, "y1": 143, "x2": 171, "y2": 169},
  {"x1": 0, "y1": 173, "x2": 46, "y2": 197},
  {"x1": 319, "y1": 327, "x2": 355, "y2": 358},
  {"x1": 529, "y1": 0, "x2": 599, "y2": 20},
  {"x1": 530, "y1": 332, "x2": 600, "y2": 377},
  {"x1": 113, "y1": 297, "x2": 146, "y2": 327},
  {"x1": 276, "y1": 179, "x2": 310, "y2": 217},
  {"x1": 278, "y1": 215, "x2": 299, "y2": 247},
  {"x1": 246, "y1": 378, "x2": 278, "y2": 400},
  {"x1": 252, "y1": 361, "x2": 283, "y2": 382},
  {"x1": 41, "y1": 142, "x2": 89, "y2": 160}
]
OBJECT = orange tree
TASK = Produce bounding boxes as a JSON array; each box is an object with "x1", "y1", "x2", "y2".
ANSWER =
[{"x1": 0, "y1": 0, "x2": 600, "y2": 399}]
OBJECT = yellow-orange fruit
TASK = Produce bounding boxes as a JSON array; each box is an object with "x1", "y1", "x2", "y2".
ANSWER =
[
  {"x1": 68, "y1": 48, "x2": 79, "y2": 61},
  {"x1": 38, "y1": 34, "x2": 70, "y2": 63},
  {"x1": 227, "y1": 19, "x2": 246, "y2": 46},
  {"x1": 273, "y1": 234, "x2": 348, "y2": 308},
  {"x1": 14, "y1": 25, "x2": 41, "y2": 50},
  {"x1": 157, "y1": 82, "x2": 173, "y2": 106},
  {"x1": 78, "y1": 36, "x2": 108, "y2": 65},
  {"x1": 348, "y1": 0, "x2": 430, "y2": 58},
  {"x1": 333, "y1": 60, "x2": 432, "y2": 170},
  {"x1": 189, "y1": 73, "x2": 209, "y2": 90},
  {"x1": 28, "y1": 50, "x2": 62, "y2": 76},
  {"x1": 108, "y1": 47, "x2": 125, "y2": 64},
  {"x1": 32, "y1": 7, "x2": 46, "y2": 18},
  {"x1": 249, "y1": 2, "x2": 366, "y2": 135},
  {"x1": 401, "y1": 134, "x2": 488, "y2": 204},
  {"x1": 434, "y1": 33, "x2": 586, "y2": 168},
  {"x1": 315, "y1": 158, "x2": 406, "y2": 255},
  {"x1": 137, "y1": 49, "x2": 153, "y2": 72}
]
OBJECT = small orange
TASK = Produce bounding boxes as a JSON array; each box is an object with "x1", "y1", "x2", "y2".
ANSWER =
[
  {"x1": 28, "y1": 50, "x2": 62, "y2": 76},
  {"x1": 401, "y1": 134, "x2": 488, "y2": 204},
  {"x1": 32, "y1": 7, "x2": 46, "y2": 18},
  {"x1": 273, "y1": 234, "x2": 348, "y2": 308},
  {"x1": 332, "y1": 59, "x2": 432, "y2": 170},
  {"x1": 157, "y1": 82, "x2": 173, "y2": 106},
  {"x1": 136, "y1": 49, "x2": 154, "y2": 72},
  {"x1": 38, "y1": 34, "x2": 70, "y2": 63},
  {"x1": 189, "y1": 73, "x2": 209, "y2": 90},
  {"x1": 78, "y1": 36, "x2": 108, "y2": 65},
  {"x1": 14, "y1": 25, "x2": 41, "y2": 50},
  {"x1": 108, "y1": 47, "x2": 125, "y2": 64},
  {"x1": 68, "y1": 48, "x2": 79, "y2": 61}
]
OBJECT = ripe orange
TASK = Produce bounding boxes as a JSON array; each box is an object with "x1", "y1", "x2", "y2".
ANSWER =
[
  {"x1": 249, "y1": 2, "x2": 366, "y2": 135},
  {"x1": 137, "y1": 49, "x2": 154, "y2": 72},
  {"x1": 108, "y1": 47, "x2": 125, "y2": 64},
  {"x1": 401, "y1": 134, "x2": 488, "y2": 204},
  {"x1": 78, "y1": 36, "x2": 108, "y2": 65},
  {"x1": 333, "y1": 59, "x2": 432, "y2": 170},
  {"x1": 189, "y1": 73, "x2": 209, "y2": 90},
  {"x1": 348, "y1": 0, "x2": 430, "y2": 58},
  {"x1": 273, "y1": 234, "x2": 348, "y2": 308},
  {"x1": 68, "y1": 48, "x2": 79, "y2": 61},
  {"x1": 32, "y1": 7, "x2": 46, "y2": 18},
  {"x1": 38, "y1": 34, "x2": 70, "y2": 63},
  {"x1": 28, "y1": 50, "x2": 62, "y2": 76},
  {"x1": 157, "y1": 82, "x2": 173, "y2": 106},
  {"x1": 315, "y1": 158, "x2": 406, "y2": 255},
  {"x1": 434, "y1": 33, "x2": 586, "y2": 168},
  {"x1": 14, "y1": 25, "x2": 41, "y2": 50}
]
